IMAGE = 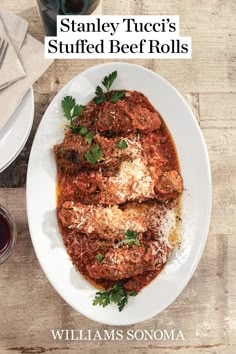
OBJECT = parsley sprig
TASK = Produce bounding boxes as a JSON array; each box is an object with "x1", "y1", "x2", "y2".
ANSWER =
[
  {"x1": 66, "y1": 125, "x2": 88, "y2": 135},
  {"x1": 95, "y1": 254, "x2": 104, "y2": 263},
  {"x1": 84, "y1": 143, "x2": 103, "y2": 165},
  {"x1": 61, "y1": 95, "x2": 94, "y2": 144},
  {"x1": 123, "y1": 230, "x2": 140, "y2": 247},
  {"x1": 93, "y1": 282, "x2": 138, "y2": 312},
  {"x1": 93, "y1": 86, "x2": 106, "y2": 104},
  {"x1": 111, "y1": 90, "x2": 125, "y2": 103},
  {"x1": 116, "y1": 139, "x2": 128, "y2": 150},
  {"x1": 102, "y1": 71, "x2": 118, "y2": 91},
  {"x1": 62, "y1": 96, "x2": 85, "y2": 122},
  {"x1": 85, "y1": 132, "x2": 94, "y2": 145},
  {"x1": 93, "y1": 71, "x2": 125, "y2": 104}
]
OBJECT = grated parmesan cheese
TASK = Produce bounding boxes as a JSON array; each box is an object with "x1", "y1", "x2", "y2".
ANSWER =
[{"x1": 107, "y1": 158, "x2": 155, "y2": 202}]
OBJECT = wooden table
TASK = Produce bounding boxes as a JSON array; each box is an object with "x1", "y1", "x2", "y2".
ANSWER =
[{"x1": 0, "y1": 1, "x2": 235, "y2": 353}]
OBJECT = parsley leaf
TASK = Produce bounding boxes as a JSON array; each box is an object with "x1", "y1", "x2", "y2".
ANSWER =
[
  {"x1": 130, "y1": 290, "x2": 138, "y2": 296},
  {"x1": 93, "y1": 96, "x2": 106, "y2": 104},
  {"x1": 124, "y1": 230, "x2": 140, "y2": 247},
  {"x1": 95, "y1": 254, "x2": 104, "y2": 263},
  {"x1": 61, "y1": 96, "x2": 85, "y2": 121},
  {"x1": 67, "y1": 125, "x2": 88, "y2": 135},
  {"x1": 84, "y1": 143, "x2": 103, "y2": 165},
  {"x1": 93, "y1": 71, "x2": 123, "y2": 104},
  {"x1": 93, "y1": 292, "x2": 110, "y2": 308},
  {"x1": 93, "y1": 86, "x2": 106, "y2": 104},
  {"x1": 69, "y1": 126, "x2": 81, "y2": 134},
  {"x1": 116, "y1": 139, "x2": 128, "y2": 150},
  {"x1": 102, "y1": 71, "x2": 117, "y2": 91},
  {"x1": 61, "y1": 96, "x2": 75, "y2": 119},
  {"x1": 62, "y1": 96, "x2": 96, "y2": 144},
  {"x1": 111, "y1": 90, "x2": 125, "y2": 103},
  {"x1": 73, "y1": 104, "x2": 86, "y2": 118},
  {"x1": 118, "y1": 295, "x2": 129, "y2": 312},
  {"x1": 85, "y1": 131, "x2": 94, "y2": 145},
  {"x1": 92, "y1": 282, "x2": 138, "y2": 312},
  {"x1": 110, "y1": 283, "x2": 125, "y2": 304},
  {"x1": 84, "y1": 149, "x2": 96, "y2": 165},
  {"x1": 79, "y1": 126, "x2": 88, "y2": 136},
  {"x1": 92, "y1": 143, "x2": 103, "y2": 161}
]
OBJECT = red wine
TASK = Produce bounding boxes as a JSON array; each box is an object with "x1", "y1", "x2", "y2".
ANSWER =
[
  {"x1": 0, "y1": 213, "x2": 11, "y2": 254},
  {"x1": 64, "y1": 0, "x2": 84, "y2": 12}
]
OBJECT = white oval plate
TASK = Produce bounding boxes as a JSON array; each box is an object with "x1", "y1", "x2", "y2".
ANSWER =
[
  {"x1": 26, "y1": 63, "x2": 211, "y2": 325},
  {"x1": 0, "y1": 88, "x2": 34, "y2": 173}
]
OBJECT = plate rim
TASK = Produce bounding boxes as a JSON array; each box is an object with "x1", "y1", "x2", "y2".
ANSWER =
[
  {"x1": 0, "y1": 87, "x2": 34, "y2": 173},
  {"x1": 26, "y1": 62, "x2": 212, "y2": 325}
]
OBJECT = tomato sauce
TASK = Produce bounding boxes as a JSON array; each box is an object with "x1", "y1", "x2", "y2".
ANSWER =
[{"x1": 54, "y1": 90, "x2": 183, "y2": 292}]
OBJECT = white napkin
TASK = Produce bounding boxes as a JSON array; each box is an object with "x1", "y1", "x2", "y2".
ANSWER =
[
  {"x1": 0, "y1": 9, "x2": 53, "y2": 130},
  {"x1": 0, "y1": 10, "x2": 26, "y2": 89}
]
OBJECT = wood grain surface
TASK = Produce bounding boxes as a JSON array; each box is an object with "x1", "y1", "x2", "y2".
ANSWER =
[{"x1": 0, "y1": 0, "x2": 235, "y2": 353}]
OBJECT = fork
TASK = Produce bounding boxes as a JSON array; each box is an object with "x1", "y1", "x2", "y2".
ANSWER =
[{"x1": 0, "y1": 37, "x2": 8, "y2": 70}]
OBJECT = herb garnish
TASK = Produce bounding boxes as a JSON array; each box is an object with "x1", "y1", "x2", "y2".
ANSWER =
[
  {"x1": 66, "y1": 125, "x2": 88, "y2": 135},
  {"x1": 123, "y1": 230, "x2": 140, "y2": 247},
  {"x1": 85, "y1": 131, "x2": 94, "y2": 145},
  {"x1": 95, "y1": 254, "x2": 104, "y2": 263},
  {"x1": 116, "y1": 139, "x2": 128, "y2": 150},
  {"x1": 93, "y1": 282, "x2": 138, "y2": 312},
  {"x1": 110, "y1": 90, "x2": 125, "y2": 103},
  {"x1": 93, "y1": 71, "x2": 125, "y2": 104},
  {"x1": 61, "y1": 96, "x2": 95, "y2": 144},
  {"x1": 78, "y1": 126, "x2": 88, "y2": 136},
  {"x1": 84, "y1": 143, "x2": 103, "y2": 165},
  {"x1": 62, "y1": 96, "x2": 85, "y2": 122},
  {"x1": 93, "y1": 86, "x2": 106, "y2": 104},
  {"x1": 102, "y1": 71, "x2": 117, "y2": 91}
]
